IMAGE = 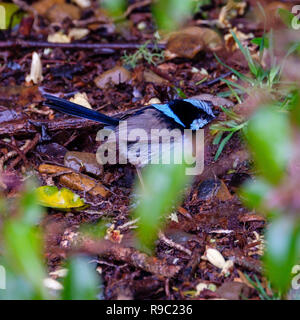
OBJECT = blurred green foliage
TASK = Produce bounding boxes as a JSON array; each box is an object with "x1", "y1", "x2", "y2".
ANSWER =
[
  {"x1": 101, "y1": 0, "x2": 198, "y2": 31},
  {"x1": 101, "y1": 0, "x2": 126, "y2": 18},
  {"x1": 0, "y1": 184, "x2": 101, "y2": 300},
  {"x1": 0, "y1": 2, "x2": 24, "y2": 30},
  {"x1": 246, "y1": 106, "x2": 291, "y2": 185},
  {"x1": 151, "y1": 0, "x2": 194, "y2": 31},
  {"x1": 62, "y1": 256, "x2": 100, "y2": 300},
  {"x1": 133, "y1": 163, "x2": 192, "y2": 253}
]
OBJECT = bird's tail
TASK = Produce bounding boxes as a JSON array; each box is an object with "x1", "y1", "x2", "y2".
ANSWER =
[{"x1": 44, "y1": 94, "x2": 119, "y2": 127}]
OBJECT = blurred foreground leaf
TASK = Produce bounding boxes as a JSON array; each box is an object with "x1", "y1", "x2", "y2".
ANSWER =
[
  {"x1": 133, "y1": 163, "x2": 191, "y2": 253},
  {"x1": 0, "y1": 2, "x2": 23, "y2": 30},
  {"x1": 152, "y1": 0, "x2": 194, "y2": 31},
  {"x1": 62, "y1": 256, "x2": 100, "y2": 300},
  {"x1": 240, "y1": 178, "x2": 271, "y2": 210},
  {"x1": 264, "y1": 217, "x2": 300, "y2": 294},
  {"x1": 2, "y1": 221, "x2": 47, "y2": 299},
  {"x1": 101, "y1": 0, "x2": 125, "y2": 18},
  {"x1": 246, "y1": 106, "x2": 291, "y2": 185}
]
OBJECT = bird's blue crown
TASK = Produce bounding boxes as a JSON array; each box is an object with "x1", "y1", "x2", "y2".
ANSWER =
[{"x1": 152, "y1": 99, "x2": 215, "y2": 130}]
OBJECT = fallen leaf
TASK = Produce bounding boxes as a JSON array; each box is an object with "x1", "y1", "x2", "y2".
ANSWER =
[
  {"x1": 46, "y1": 3, "x2": 81, "y2": 23},
  {"x1": 25, "y1": 52, "x2": 43, "y2": 84},
  {"x1": 64, "y1": 151, "x2": 103, "y2": 177},
  {"x1": 218, "y1": 0, "x2": 247, "y2": 28},
  {"x1": 71, "y1": 0, "x2": 91, "y2": 9},
  {"x1": 94, "y1": 66, "x2": 131, "y2": 89},
  {"x1": 0, "y1": 2, "x2": 23, "y2": 29},
  {"x1": 69, "y1": 92, "x2": 92, "y2": 109},
  {"x1": 143, "y1": 69, "x2": 168, "y2": 85},
  {"x1": 216, "y1": 281, "x2": 251, "y2": 300},
  {"x1": 190, "y1": 94, "x2": 234, "y2": 107},
  {"x1": 68, "y1": 28, "x2": 90, "y2": 40},
  {"x1": 38, "y1": 164, "x2": 109, "y2": 198},
  {"x1": 36, "y1": 185, "x2": 85, "y2": 209},
  {"x1": 166, "y1": 27, "x2": 222, "y2": 59},
  {"x1": 224, "y1": 27, "x2": 254, "y2": 52},
  {"x1": 216, "y1": 180, "x2": 232, "y2": 201},
  {"x1": 48, "y1": 32, "x2": 71, "y2": 43},
  {"x1": 146, "y1": 97, "x2": 162, "y2": 105},
  {"x1": 33, "y1": 0, "x2": 64, "y2": 16}
]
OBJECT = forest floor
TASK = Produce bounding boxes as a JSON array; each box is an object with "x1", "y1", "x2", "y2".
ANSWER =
[{"x1": 0, "y1": 0, "x2": 274, "y2": 299}]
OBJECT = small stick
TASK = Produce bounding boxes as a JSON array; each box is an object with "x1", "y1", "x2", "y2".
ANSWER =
[
  {"x1": 0, "y1": 40, "x2": 165, "y2": 51},
  {"x1": 158, "y1": 231, "x2": 192, "y2": 256}
]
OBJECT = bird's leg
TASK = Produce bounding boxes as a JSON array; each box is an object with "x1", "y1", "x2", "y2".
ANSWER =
[{"x1": 135, "y1": 167, "x2": 145, "y2": 191}]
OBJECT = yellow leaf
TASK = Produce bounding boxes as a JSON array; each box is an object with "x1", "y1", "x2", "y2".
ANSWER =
[{"x1": 35, "y1": 186, "x2": 85, "y2": 209}]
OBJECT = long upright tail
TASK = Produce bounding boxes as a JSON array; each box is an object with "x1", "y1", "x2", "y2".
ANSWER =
[{"x1": 44, "y1": 94, "x2": 119, "y2": 127}]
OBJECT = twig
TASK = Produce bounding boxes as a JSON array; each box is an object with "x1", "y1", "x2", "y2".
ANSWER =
[
  {"x1": 158, "y1": 231, "x2": 192, "y2": 256},
  {"x1": 0, "y1": 140, "x2": 29, "y2": 171},
  {"x1": 7, "y1": 133, "x2": 40, "y2": 170},
  {"x1": 0, "y1": 39, "x2": 165, "y2": 51},
  {"x1": 199, "y1": 71, "x2": 233, "y2": 87},
  {"x1": 83, "y1": 240, "x2": 181, "y2": 278},
  {"x1": 0, "y1": 117, "x2": 100, "y2": 137},
  {"x1": 122, "y1": 0, "x2": 152, "y2": 19}
]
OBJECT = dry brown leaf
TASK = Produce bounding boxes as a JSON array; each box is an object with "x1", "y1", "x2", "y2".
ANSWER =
[
  {"x1": 216, "y1": 180, "x2": 232, "y2": 201},
  {"x1": 32, "y1": 0, "x2": 64, "y2": 16},
  {"x1": 46, "y1": 3, "x2": 81, "y2": 23},
  {"x1": 190, "y1": 94, "x2": 234, "y2": 107},
  {"x1": 47, "y1": 32, "x2": 71, "y2": 43},
  {"x1": 143, "y1": 69, "x2": 168, "y2": 85},
  {"x1": 68, "y1": 28, "x2": 90, "y2": 40},
  {"x1": 38, "y1": 164, "x2": 109, "y2": 198},
  {"x1": 69, "y1": 92, "x2": 92, "y2": 109},
  {"x1": 94, "y1": 66, "x2": 131, "y2": 89},
  {"x1": 71, "y1": 0, "x2": 91, "y2": 9},
  {"x1": 166, "y1": 27, "x2": 222, "y2": 59},
  {"x1": 218, "y1": 0, "x2": 247, "y2": 28}
]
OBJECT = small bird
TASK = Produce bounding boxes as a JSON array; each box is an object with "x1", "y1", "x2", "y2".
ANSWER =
[{"x1": 44, "y1": 94, "x2": 215, "y2": 181}]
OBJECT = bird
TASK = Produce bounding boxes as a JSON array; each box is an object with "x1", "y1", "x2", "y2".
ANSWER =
[{"x1": 43, "y1": 94, "x2": 215, "y2": 184}]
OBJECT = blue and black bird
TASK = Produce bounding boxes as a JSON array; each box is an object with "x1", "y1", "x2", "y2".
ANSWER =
[{"x1": 44, "y1": 94, "x2": 215, "y2": 168}]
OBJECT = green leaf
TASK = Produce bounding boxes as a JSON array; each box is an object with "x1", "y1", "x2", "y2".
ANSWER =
[
  {"x1": 231, "y1": 30, "x2": 259, "y2": 78},
  {"x1": 278, "y1": 8, "x2": 295, "y2": 29},
  {"x1": 173, "y1": 87, "x2": 187, "y2": 98},
  {"x1": 264, "y1": 217, "x2": 300, "y2": 293},
  {"x1": 62, "y1": 256, "x2": 101, "y2": 300},
  {"x1": 35, "y1": 186, "x2": 85, "y2": 209},
  {"x1": 152, "y1": 0, "x2": 194, "y2": 31},
  {"x1": 251, "y1": 37, "x2": 269, "y2": 49},
  {"x1": 239, "y1": 178, "x2": 271, "y2": 209},
  {"x1": 246, "y1": 106, "x2": 291, "y2": 185},
  {"x1": 3, "y1": 220, "x2": 48, "y2": 299},
  {"x1": 0, "y1": 2, "x2": 23, "y2": 30},
  {"x1": 20, "y1": 184, "x2": 45, "y2": 226},
  {"x1": 133, "y1": 163, "x2": 191, "y2": 253},
  {"x1": 214, "y1": 53, "x2": 253, "y2": 85},
  {"x1": 101, "y1": 0, "x2": 125, "y2": 18},
  {"x1": 214, "y1": 132, "x2": 234, "y2": 161}
]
